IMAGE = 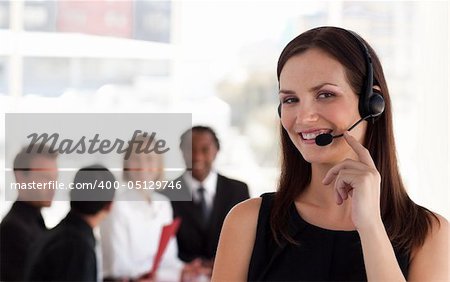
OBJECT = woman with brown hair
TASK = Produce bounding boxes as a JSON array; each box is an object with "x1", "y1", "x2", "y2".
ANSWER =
[{"x1": 211, "y1": 26, "x2": 448, "y2": 281}]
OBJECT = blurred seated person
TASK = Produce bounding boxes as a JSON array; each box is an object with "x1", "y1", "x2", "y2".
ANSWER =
[
  {"x1": 24, "y1": 165, "x2": 116, "y2": 281},
  {"x1": 101, "y1": 133, "x2": 202, "y2": 281},
  {"x1": 0, "y1": 144, "x2": 57, "y2": 281},
  {"x1": 164, "y1": 126, "x2": 250, "y2": 278}
]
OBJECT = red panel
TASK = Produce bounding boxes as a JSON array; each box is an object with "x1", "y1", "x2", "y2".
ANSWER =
[{"x1": 57, "y1": 0, "x2": 133, "y2": 38}]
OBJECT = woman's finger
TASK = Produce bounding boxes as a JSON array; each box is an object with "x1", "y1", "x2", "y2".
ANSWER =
[
  {"x1": 323, "y1": 159, "x2": 368, "y2": 185},
  {"x1": 333, "y1": 169, "x2": 360, "y2": 204},
  {"x1": 343, "y1": 132, "x2": 376, "y2": 168}
]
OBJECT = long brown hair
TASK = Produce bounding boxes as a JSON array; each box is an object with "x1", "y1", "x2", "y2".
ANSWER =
[{"x1": 272, "y1": 26, "x2": 437, "y2": 253}]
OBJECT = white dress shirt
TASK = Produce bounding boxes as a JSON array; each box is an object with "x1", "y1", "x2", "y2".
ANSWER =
[
  {"x1": 182, "y1": 171, "x2": 218, "y2": 212},
  {"x1": 100, "y1": 188, "x2": 183, "y2": 281}
]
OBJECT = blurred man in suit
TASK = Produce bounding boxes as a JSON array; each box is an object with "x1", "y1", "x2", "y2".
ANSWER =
[
  {"x1": 0, "y1": 145, "x2": 57, "y2": 281},
  {"x1": 167, "y1": 126, "x2": 250, "y2": 275}
]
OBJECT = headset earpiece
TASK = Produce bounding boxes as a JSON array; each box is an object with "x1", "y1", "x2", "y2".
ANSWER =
[{"x1": 368, "y1": 90, "x2": 385, "y2": 118}]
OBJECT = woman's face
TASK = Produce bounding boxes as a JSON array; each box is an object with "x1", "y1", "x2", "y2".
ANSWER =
[
  {"x1": 279, "y1": 48, "x2": 366, "y2": 165},
  {"x1": 125, "y1": 145, "x2": 162, "y2": 182}
]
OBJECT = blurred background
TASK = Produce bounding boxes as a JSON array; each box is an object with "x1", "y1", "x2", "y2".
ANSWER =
[{"x1": 0, "y1": 0, "x2": 448, "y2": 226}]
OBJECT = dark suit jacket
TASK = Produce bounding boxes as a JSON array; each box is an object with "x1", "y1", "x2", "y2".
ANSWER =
[
  {"x1": 165, "y1": 173, "x2": 249, "y2": 262},
  {"x1": 24, "y1": 211, "x2": 97, "y2": 281},
  {"x1": 0, "y1": 201, "x2": 47, "y2": 281}
]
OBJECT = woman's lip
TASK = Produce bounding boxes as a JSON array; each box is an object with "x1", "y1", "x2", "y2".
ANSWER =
[
  {"x1": 299, "y1": 128, "x2": 332, "y2": 134},
  {"x1": 298, "y1": 133, "x2": 318, "y2": 144},
  {"x1": 302, "y1": 138, "x2": 317, "y2": 145},
  {"x1": 298, "y1": 131, "x2": 333, "y2": 144}
]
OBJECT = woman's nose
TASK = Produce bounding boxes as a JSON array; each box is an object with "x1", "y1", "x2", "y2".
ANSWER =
[{"x1": 296, "y1": 102, "x2": 319, "y2": 123}]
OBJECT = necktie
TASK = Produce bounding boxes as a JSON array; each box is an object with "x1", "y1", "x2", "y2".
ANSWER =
[
  {"x1": 37, "y1": 213, "x2": 46, "y2": 229},
  {"x1": 197, "y1": 186, "x2": 209, "y2": 223}
]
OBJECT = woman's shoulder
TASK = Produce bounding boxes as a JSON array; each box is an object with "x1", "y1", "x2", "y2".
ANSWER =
[
  {"x1": 229, "y1": 192, "x2": 277, "y2": 216},
  {"x1": 412, "y1": 212, "x2": 448, "y2": 256},
  {"x1": 408, "y1": 212, "x2": 448, "y2": 280},
  {"x1": 224, "y1": 197, "x2": 263, "y2": 228},
  {"x1": 213, "y1": 197, "x2": 265, "y2": 281},
  {"x1": 433, "y1": 212, "x2": 448, "y2": 228},
  {"x1": 421, "y1": 212, "x2": 448, "y2": 247},
  {"x1": 228, "y1": 197, "x2": 262, "y2": 215}
]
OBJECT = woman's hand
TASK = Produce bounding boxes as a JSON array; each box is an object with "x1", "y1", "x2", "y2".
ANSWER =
[
  {"x1": 322, "y1": 132, "x2": 383, "y2": 233},
  {"x1": 136, "y1": 271, "x2": 155, "y2": 282},
  {"x1": 180, "y1": 259, "x2": 212, "y2": 282}
]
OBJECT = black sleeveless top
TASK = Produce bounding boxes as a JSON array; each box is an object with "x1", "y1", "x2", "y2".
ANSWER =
[{"x1": 248, "y1": 193, "x2": 410, "y2": 281}]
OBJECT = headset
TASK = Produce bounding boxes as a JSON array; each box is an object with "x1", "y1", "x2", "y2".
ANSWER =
[{"x1": 277, "y1": 27, "x2": 385, "y2": 122}]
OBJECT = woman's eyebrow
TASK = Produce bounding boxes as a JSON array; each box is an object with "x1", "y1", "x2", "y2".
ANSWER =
[
  {"x1": 279, "y1": 83, "x2": 340, "y2": 95},
  {"x1": 309, "y1": 82, "x2": 339, "y2": 92},
  {"x1": 278, "y1": 89, "x2": 296, "y2": 95}
]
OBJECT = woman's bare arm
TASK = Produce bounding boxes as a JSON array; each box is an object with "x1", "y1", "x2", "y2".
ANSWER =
[{"x1": 211, "y1": 198, "x2": 261, "y2": 282}]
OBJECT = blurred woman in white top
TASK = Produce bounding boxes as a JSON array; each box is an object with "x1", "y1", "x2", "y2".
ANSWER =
[{"x1": 100, "y1": 133, "x2": 183, "y2": 281}]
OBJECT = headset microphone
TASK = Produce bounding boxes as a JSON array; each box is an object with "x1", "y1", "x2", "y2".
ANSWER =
[{"x1": 315, "y1": 115, "x2": 374, "y2": 146}]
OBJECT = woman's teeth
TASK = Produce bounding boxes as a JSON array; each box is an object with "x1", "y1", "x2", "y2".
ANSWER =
[{"x1": 300, "y1": 130, "x2": 331, "y2": 140}]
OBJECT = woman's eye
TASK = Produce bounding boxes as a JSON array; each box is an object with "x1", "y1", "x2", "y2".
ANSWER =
[
  {"x1": 317, "y1": 92, "x2": 335, "y2": 99},
  {"x1": 282, "y1": 97, "x2": 298, "y2": 104}
]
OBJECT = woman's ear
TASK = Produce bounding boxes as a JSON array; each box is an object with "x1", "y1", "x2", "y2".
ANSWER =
[{"x1": 373, "y1": 85, "x2": 382, "y2": 93}]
